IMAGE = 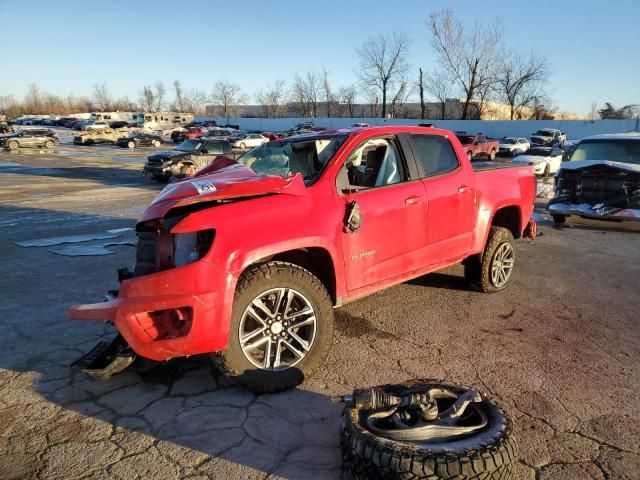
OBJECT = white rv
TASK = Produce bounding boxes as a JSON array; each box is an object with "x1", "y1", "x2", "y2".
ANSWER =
[
  {"x1": 138, "y1": 112, "x2": 194, "y2": 131},
  {"x1": 90, "y1": 112, "x2": 136, "y2": 122}
]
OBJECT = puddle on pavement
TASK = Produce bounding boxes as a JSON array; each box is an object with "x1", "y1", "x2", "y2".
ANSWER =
[
  {"x1": 16, "y1": 227, "x2": 135, "y2": 254},
  {"x1": 49, "y1": 239, "x2": 136, "y2": 256}
]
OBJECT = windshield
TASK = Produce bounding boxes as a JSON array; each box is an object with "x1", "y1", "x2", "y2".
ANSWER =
[
  {"x1": 534, "y1": 130, "x2": 553, "y2": 137},
  {"x1": 456, "y1": 135, "x2": 475, "y2": 144},
  {"x1": 502, "y1": 138, "x2": 517, "y2": 144},
  {"x1": 570, "y1": 140, "x2": 640, "y2": 165},
  {"x1": 176, "y1": 140, "x2": 202, "y2": 152},
  {"x1": 238, "y1": 135, "x2": 347, "y2": 183}
]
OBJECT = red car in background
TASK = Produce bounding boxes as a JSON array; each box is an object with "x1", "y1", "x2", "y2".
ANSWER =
[
  {"x1": 456, "y1": 132, "x2": 500, "y2": 161},
  {"x1": 71, "y1": 126, "x2": 536, "y2": 393}
]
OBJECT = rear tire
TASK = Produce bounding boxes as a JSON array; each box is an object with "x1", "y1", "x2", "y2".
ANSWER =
[
  {"x1": 552, "y1": 215, "x2": 566, "y2": 225},
  {"x1": 240, "y1": 142, "x2": 246, "y2": 149},
  {"x1": 44, "y1": 140, "x2": 54, "y2": 149},
  {"x1": 214, "y1": 261, "x2": 334, "y2": 393},
  {"x1": 8, "y1": 140, "x2": 18, "y2": 150},
  {"x1": 464, "y1": 226, "x2": 515, "y2": 293},
  {"x1": 151, "y1": 174, "x2": 169, "y2": 183},
  {"x1": 128, "y1": 140, "x2": 135, "y2": 149},
  {"x1": 489, "y1": 148, "x2": 496, "y2": 160},
  {"x1": 341, "y1": 379, "x2": 517, "y2": 480},
  {"x1": 543, "y1": 164, "x2": 551, "y2": 177},
  {"x1": 467, "y1": 151, "x2": 473, "y2": 161}
]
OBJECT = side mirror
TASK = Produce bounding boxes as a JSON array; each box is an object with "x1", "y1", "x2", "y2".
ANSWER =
[{"x1": 202, "y1": 148, "x2": 208, "y2": 154}]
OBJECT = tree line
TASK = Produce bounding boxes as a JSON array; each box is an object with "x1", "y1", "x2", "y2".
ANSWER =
[{"x1": 0, "y1": 9, "x2": 635, "y2": 121}]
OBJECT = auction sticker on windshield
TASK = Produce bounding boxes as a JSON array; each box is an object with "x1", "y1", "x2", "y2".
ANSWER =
[{"x1": 192, "y1": 180, "x2": 217, "y2": 194}]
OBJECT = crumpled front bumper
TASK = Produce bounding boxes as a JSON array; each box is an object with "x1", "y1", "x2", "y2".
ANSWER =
[
  {"x1": 69, "y1": 260, "x2": 236, "y2": 361},
  {"x1": 548, "y1": 201, "x2": 640, "y2": 221}
]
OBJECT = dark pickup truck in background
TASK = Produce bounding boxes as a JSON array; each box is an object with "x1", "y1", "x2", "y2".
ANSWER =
[
  {"x1": 456, "y1": 132, "x2": 500, "y2": 160},
  {"x1": 143, "y1": 138, "x2": 233, "y2": 181}
]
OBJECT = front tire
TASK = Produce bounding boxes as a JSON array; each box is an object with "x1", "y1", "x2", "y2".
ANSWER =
[
  {"x1": 464, "y1": 226, "x2": 515, "y2": 293},
  {"x1": 240, "y1": 142, "x2": 246, "y2": 149},
  {"x1": 489, "y1": 148, "x2": 496, "y2": 160},
  {"x1": 467, "y1": 151, "x2": 473, "y2": 161},
  {"x1": 543, "y1": 164, "x2": 551, "y2": 177},
  {"x1": 128, "y1": 140, "x2": 135, "y2": 149},
  {"x1": 214, "y1": 261, "x2": 334, "y2": 393},
  {"x1": 552, "y1": 215, "x2": 566, "y2": 225}
]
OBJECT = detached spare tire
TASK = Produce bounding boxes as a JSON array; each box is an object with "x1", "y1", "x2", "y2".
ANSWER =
[{"x1": 339, "y1": 379, "x2": 517, "y2": 480}]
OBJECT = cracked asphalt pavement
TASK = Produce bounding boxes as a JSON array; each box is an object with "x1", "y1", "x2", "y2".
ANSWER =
[{"x1": 1, "y1": 135, "x2": 639, "y2": 479}]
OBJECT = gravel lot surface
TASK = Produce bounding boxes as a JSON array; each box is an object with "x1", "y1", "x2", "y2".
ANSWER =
[{"x1": 1, "y1": 131, "x2": 639, "y2": 479}]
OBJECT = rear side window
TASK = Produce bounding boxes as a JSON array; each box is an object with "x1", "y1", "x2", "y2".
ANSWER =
[{"x1": 411, "y1": 135, "x2": 459, "y2": 177}]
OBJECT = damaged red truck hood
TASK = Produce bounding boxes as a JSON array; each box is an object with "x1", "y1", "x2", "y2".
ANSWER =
[{"x1": 139, "y1": 163, "x2": 306, "y2": 222}]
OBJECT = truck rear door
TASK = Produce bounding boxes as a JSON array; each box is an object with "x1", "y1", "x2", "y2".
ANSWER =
[
  {"x1": 408, "y1": 133, "x2": 476, "y2": 264},
  {"x1": 338, "y1": 135, "x2": 428, "y2": 292}
]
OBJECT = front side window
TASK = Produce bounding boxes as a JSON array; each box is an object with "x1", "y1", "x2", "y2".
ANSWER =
[
  {"x1": 176, "y1": 140, "x2": 202, "y2": 153},
  {"x1": 411, "y1": 135, "x2": 459, "y2": 177},
  {"x1": 238, "y1": 134, "x2": 347, "y2": 184},
  {"x1": 343, "y1": 137, "x2": 404, "y2": 189}
]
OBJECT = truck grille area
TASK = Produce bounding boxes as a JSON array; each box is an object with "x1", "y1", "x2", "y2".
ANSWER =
[{"x1": 555, "y1": 166, "x2": 640, "y2": 208}]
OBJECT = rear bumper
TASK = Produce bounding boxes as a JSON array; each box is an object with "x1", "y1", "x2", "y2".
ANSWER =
[
  {"x1": 548, "y1": 201, "x2": 640, "y2": 221},
  {"x1": 69, "y1": 260, "x2": 236, "y2": 361}
]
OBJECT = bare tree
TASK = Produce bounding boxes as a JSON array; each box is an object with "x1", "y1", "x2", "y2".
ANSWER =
[
  {"x1": 321, "y1": 68, "x2": 333, "y2": 117},
  {"x1": 356, "y1": 32, "x2": 410, "y2": 118},
  {"x1": 290, "y1": 72, "x2": 320, "y2": 117},
  {"x1": 139, "y1": 86, "x2": 155, "y2": 112},
  {"x1": 417, "y1": 68, "x2": 426, "y2": 119},
  {"x1": 172, "y1": 81, "x2": 185, "y2": 112},
  {"x1": 425, "y1": 71, "x2": 452, "y2": 119},
  {"x1": 428, "y1": 9, "x2": 502, "y2": 119},
  {"x1": 389, "y1": 78, "x2": 412, "y2": 118},
  {"x1": 337, "y1": 85, "x2": 357, "y2": 117},
  {"x1": 182, "y1": 89, "x2": 208, "y2": 115},
  {"x1": 496, "y1": 50, "x2": 550, "y2": 120},
  {"x1": 24, "y1": 84, "x2": 43, "y2": 113},
  {"x1": 363, "y1": 88, "x2": 380, "y2": 118},
  {"x1": 255, "y1": 80, "x2": 286, "y2": 118},
  {"x1": 153, "y1": 82, "x2": 166, "y2": 112},
  {"x1": 92, "y1": 83, "x2": 113, "y2": 111},
  {"x1": 211, "y1": 80, "x2": 247, "y2": 120},
  {"x1": 588, "y1": 102, "x2": 598, "y2": 120}
]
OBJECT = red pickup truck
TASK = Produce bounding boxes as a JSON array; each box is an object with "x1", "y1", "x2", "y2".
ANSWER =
[
  {"x1": 70, "y1": 126, "x2": 536, "y2": 392},
  {"x1": 456, "y1": 132, "x2": 500, "y2": 161}
]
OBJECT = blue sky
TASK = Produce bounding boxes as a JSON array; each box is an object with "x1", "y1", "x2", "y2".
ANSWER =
[{"x1": 0, "y1": 0, "x2": 638, "y2": 115}]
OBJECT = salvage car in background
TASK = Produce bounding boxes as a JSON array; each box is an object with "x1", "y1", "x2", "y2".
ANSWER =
[
  {"x1": 530, "y1": 128, "x2": 566, "y2": 148},
  {"x1": 499, "y1": 137, "x2": 530, "y2": 155},
  {"x1": 70, "y1": 126, "x2": 536, "y2": 393},
  {"x1": 511, "y1": 146, "x2": 563, "y2": 176},
  {"x1": 230, "y1": 133, "x2": 269, "y2": 149},
  {"x1": 143, "y1": 138, "x2": 232, "y2": 181},
  {"x1": 116, "y1": 132, "x2": 163, "y2": 149},
  {"x1": 0, "y1": 129, "x2": 58, "y2": 150},
  {"x1": 548, "y1": 132, "x2": 640, "y2": 224},
  {"x1": 456, "y1": 132, "x2": 500, "y2": 160}
]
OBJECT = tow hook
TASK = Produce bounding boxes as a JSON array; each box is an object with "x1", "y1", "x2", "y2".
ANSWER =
[
  {"x1": 71, "y1": 334, "x2": 136, "y2": 381},
  {"x1": 332, "y1": 386, "x2": 487, "y2": 442}
]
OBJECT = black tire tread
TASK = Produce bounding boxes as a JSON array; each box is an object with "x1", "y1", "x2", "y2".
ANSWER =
[
  {"x1": 340, "y1": 380, "x2": 517, "y2": 480},
  {"x1": 213, "y1": 261, "x2": 334, "y2": 393}
]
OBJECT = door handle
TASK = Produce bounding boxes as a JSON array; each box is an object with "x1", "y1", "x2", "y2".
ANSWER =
[
  {"x1": 404, "y1": 195, "x2": 421, "y2": 205},
  {"x1": 458, "y1": 185, "x2": 471, "y2": 193}
]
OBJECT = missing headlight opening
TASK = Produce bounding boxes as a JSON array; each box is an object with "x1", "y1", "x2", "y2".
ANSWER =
[{"x1": 134, "y1": 221, "x2": 215, "y2": 276}]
